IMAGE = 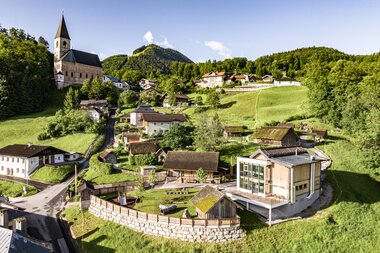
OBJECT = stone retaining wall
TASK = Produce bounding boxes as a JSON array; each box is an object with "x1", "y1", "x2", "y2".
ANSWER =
[{"x1": 88, "y1": 195, "x2": 245, "y2": 243}]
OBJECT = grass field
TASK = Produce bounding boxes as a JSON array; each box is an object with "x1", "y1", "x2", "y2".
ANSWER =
[
  {"x1": 0, "y1": 179, "x2": 38, "y2": 197},
  {"x1": 156, "y1": 86, "x2": 309, "y2": 128},
  {"x1": 130, "y1": 188, "x2": 200, "y2": 218},
  {"x1": 31, "y1": 164, "x2": 75, "y2": 183},
  {"x1": 0, "y1": 88, "x2": 97, "y2": 153},
  {"x1": 82, "y1": 169, "x2": 137, "y2": 185}
]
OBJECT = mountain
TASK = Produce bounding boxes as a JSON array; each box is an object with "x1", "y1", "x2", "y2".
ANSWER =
[{"x1": 102, "y1": 44, "x2": 193, "y2": 77}]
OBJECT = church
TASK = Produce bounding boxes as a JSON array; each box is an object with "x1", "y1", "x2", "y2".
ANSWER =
[{"x1": 54, "y1": 15, "x2": 103, "y2": 89}]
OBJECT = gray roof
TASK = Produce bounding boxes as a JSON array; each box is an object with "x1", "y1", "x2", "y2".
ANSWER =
[
  {"x1": 55, "y1": 15, "x2": 70, "y2": 39},
  {"x1": 163, "y1": 151, "x2": 220, "y2": 172},
  {"x1": 250, "y1": 147, "x2": 326, "y2": 168},
  {"x1": 132, "y1": 105, "x2": 156, "y2": 114},
  {"x1": 62, "y1": 49, "x2": 102, "y2": 68},
  {"x1": 0, "y1": 227, "x2": 51, "y2": 253},
  {"x1": 105, "y1": 75, "x2": 120, "y2": 83}
]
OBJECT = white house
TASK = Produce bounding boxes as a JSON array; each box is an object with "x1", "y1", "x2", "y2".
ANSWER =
[
  {"x1": 130, "y1": 104, "x2": 157, "y2": 126},
  {"x1": 87, "y1": 108, "x2": 104, "y2": 123},
  {"x1": 273, "y1": 78, "x2": 301, "y2": 86},
  {"x1": 0, "y1": 144, "x2": 69, "y2": 178},
  {"x1": 141, "y1": 113, "x2": 187, "y2": 135},
  {"x1": 197, "y1": 72, "x2": 227, "y2": 88},
  {"x1": 262, "y1": 75, "x2": 274, "y2": 83},
  {"x1": 103, "y1": 75, "x2": 129, "y2": 90}
]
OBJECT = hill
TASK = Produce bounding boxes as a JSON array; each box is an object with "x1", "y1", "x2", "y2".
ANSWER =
[{"x1": 102, "y1": 44, "x2": 193, "y2": 77}]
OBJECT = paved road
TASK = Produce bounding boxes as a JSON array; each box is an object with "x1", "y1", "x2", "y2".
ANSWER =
[{"x1": 99, "y1": 109, "x2": 116, "y2": 151}]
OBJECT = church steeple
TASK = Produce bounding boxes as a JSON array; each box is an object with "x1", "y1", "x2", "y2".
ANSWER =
[
  {"x1": 55, "y1": 14, "x2": 70, "y2": 39},
  {"x1": 54, "y1": 14, "x2": 71, "y2": 60}
]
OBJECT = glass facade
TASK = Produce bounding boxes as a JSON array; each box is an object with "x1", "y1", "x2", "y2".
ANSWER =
[{"x1": 239, "y1": 162, "x2": 265, "y2": 194}]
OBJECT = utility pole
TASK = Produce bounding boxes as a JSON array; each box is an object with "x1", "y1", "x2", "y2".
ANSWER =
[{"x1": 74, "y1": 163, "x2": 78, "y2": 196}]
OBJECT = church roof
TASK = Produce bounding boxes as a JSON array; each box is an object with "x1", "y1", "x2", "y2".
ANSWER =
[
  {"x1": 55, "y1": 15, "x2": 70, "y2": 39},
  {"x1": 61, "y1": 49, "x2": 102, "y2": 68}
]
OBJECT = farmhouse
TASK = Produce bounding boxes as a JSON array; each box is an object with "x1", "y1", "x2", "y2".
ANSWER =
[
  {"x1": 139, "y1": 79, "x2": 158, "y2": 90},
  {"x1": 130, "y1": 105, "x2": 157, "y2": 126},
  {"x1": 191, "y1": 186, "x2": 237, "y2": 219},
  {"x1": 141, "y1": 113, "x2": 187, "y2": 135},
  {"x1": 80, "y1": 99, "x2": 108, "y2": 109},
  {"x1": 123, "y1": 132, "x2": 141, "y2": 145},
  {"x1": 252, "y1": 126, "x2": 299, "y2": 147},
  {"x1": 223, "y1": 126, "x2": 244, "y2": 138},
  {"x1": 312, "y1": 128, "x2": 328, "y2": 142},
  {"x1": 53, "y1": 15, "x2": 102, "y2": 89},
  {"x1": 163, "y1": 151, "x2": 230, "y2": 183},
  {"x1": 0, "y1": 144, "x2": 69, "y2": 178},
  {"x1": 227, "y1": 146, "x2": 325, "y2": 223},
  {"x1": 273, "y1": 78, "x2": 301, "y2": 86},
  {"x1": 197, "y1": 72, "x2": 229, "y2": 88},
  {"x1": 162, "y1": 93, "x2": 191, "y2": 107}
]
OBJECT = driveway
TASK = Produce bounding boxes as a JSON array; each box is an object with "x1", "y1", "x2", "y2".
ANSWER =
[{"x1": 99, "y1": 109, "x2": 116, "y2": 151}]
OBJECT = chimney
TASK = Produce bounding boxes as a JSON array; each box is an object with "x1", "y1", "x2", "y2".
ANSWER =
[
  {"x1": 295, "y1": 148, "x2": 298, "y2": 156},
  {"x1": 0, "y1": 210, "x2": 9, "y2": 228},
  {"x1": 28, "y1": 143, "x2": 32, "y2": 148}
]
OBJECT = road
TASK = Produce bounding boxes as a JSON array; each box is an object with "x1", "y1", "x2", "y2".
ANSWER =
[{"x1": 8, "y1": 111, "x2": 116, "y2": 253}]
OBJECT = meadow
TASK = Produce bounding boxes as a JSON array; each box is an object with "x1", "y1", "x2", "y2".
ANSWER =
[
  {"x1": 0, "y1": 179, "x2": 38, "y2": 197},
  {"x1": 0, "y1": 88, "x2": 96, "y2": 153},
  {"x1": 31, "y1": 164, "x2": 75, "y2": 183}
]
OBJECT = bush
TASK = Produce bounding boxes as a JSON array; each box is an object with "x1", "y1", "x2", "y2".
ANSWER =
[
  {"x1": 285, "y1": 114, "x2": 312, "y2": 122},
  {"x1": 90, "y1": 135, "x2": 105, "y2": 156},
  {"x1": 89, "y1": 154, "x2": 113, "y2": 175},
  {"x1": 129, "y1": 153, "x2": 157, "y2": 166}
]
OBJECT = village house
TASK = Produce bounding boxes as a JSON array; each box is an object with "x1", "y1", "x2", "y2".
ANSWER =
[
  {"x1": 0, "y1": 144, "x2": 71, "y2": 178},
  {"x1": 273, "y1": 78, "x2": 301, "y2": 87},
  {"x1": 191, "y1": 186, "x2": 237, "y2": 219},
  {"x1": 223, "y1": 126, "x2": 245, "y2": 138},
  {"x1": 123, "y1": 132, "x2": 141, "y2": 145},
  {"x1": 312, "y1": 128, "x2": 328, "y2": 143},
  {"x1": 87, "y1": 108, "x2": 104, "y2": 123},
  {"x1": 141, "y1": 113, "x2": 187, "y2": 135},
  {"x1": 119, "y1": 113, "x2": 130, "y2": 123},
  {"x1": 252, "y1": 126, "x2": 299, "y2": 147},
  {"x1": 128, "y1": 142, "x2": 157, "y2": 156},
  {"x1": 162, "y1": 93, "x2": 191, "y2": 107},
  {"x1": 53, "y1": 15, "x2": 102, "y2": 89},
  {"x1": 163, "y1": 151, "x2": 230, "y2": 184},
  {"x1": 197, "y1": 72, "x2": 229, "y2": 88},
  {"x1": 130, "y1": 105, "x2": 157, "y2": 126},
  {"x1": 227, "y1": 146, "x2": 325, "y2": 224},
  {"x1": 103, "y1": 75, "x2": 130, "y2": 90}
]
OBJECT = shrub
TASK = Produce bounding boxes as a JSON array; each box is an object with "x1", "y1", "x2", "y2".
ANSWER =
[
  {"x1": 89, "y1": 154, "x2": 112, "y2": 175},
  {"x1": 129, "y1": 153, "x2": 157, "y2": 166}
]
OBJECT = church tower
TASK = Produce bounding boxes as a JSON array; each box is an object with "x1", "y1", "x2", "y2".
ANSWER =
[{"x1": 54, "y1": 15, "x2": 71, "y2": 60}]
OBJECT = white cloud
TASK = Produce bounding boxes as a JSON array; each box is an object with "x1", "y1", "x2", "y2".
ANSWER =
[
  {"x1": 143, "y1": 31, "x2": 154, "y2": 44},
  {"x1": 143, "y1": 31, "x2": 173, "y2": 48},
  {"x1": 91, "y1": 51, "x2": 107, "y2": 60},
  {"x1": 204, "y1": 40, "x2": 231, "y2": 59},
  {"x1": 156, "y1": 37, "x2": 173, "y2": 49}
]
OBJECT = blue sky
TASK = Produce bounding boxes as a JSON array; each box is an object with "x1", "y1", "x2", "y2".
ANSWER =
[{"x1": 1, "y1": 0, "x2": 379, "y2": 62}]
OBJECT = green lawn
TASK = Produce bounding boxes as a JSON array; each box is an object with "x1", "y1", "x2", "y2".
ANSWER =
[
  {"x1": 0, "y1": 180, "x2": 38, "y2": 197},
  {"x1": 131, "y1": 188, "x2": 200, "y2": 218},
  {"x1": 82, "y1": 169, "x2": 137, "y2": 185},
  {"x1": 0, "y1": 88, "x2": 97, "y2": 153},
  {"x1": 219, "y1": 142, "x2": 259, "y2": 165},
  {"x1": 31, "y1": 165, "x2": 75, "y2": 183},
  {"x1": 184, "y1": 86, "x2": 309, "y2": 128}
]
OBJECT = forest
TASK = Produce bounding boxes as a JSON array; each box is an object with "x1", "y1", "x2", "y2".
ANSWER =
[{"x1": 0, "y1": 26, "x2": 53, "y2": 119}]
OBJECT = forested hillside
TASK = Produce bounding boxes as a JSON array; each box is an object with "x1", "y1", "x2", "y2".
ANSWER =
[
  {"x1": 0, "y1": 26, "x2": 53, "y2": 119},
  {"x1": 102, "y1": 44, "x2": 193, "y2": 80}
]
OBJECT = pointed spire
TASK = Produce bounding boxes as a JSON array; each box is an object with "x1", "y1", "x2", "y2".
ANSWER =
[{"x1": 55, "y1": 14, "x2": 70, "y2": 39}]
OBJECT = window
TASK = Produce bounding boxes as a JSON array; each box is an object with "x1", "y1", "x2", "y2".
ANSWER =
[
  {"x1": 21, "y1": 159, "x2": 24, "y2": 163},
  {"x1": 63, "y1": 41, "x2": 67, "y2": 47},
  {"x1": 17, "y1": 158, "x2": 19, "y2": 163},
  {"x1": 56, "y1": 41, "x2": 58, "y2": 47},
  {"x1": 86, "y1": 73, "x2": 88, "y2": 78},
  {"x1": 1, "y1": 166, "x2": 3, "y2": 171},
  {"x1": 1, "y1": 156, "x2": 3, "y2": 161},
  {"x1": 80, "y1": 73, "x2": 82, "y2": 78},
  {"x1": 71, "y1": 72, "x2": 73, "y2": 77},
  {"x1": 16, "y1": 168, "x2": 19, "y2": 173},
  {"x1": 65, "y1": 71, "x2": 68, "y2": 76},
  {"x1": 6, "y1": 157, "x2": 9, "y2": 162},
  {"x1": 11, "y1": 158, "x2": 14, "y2": 162}
]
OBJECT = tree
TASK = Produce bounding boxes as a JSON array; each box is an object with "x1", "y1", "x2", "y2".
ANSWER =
[
  {"x1": 63, "y1": 87, "x2": 80, "y2": 112},
  {"x1": 148, "y1": 170, "x2": 157, "y2": 186},
  {"x1": 196, "y1": 168, "x2": 207, "y2": 183},
  {"x1": 163, "y1": 123, "x2": 193, "y2": 150},
  {"x1": 121, "y1": 70, "x2": 143, "y2": 84},
  {"x1": 194, "y1": 113, "x2": 224, "y2": 151},
  {"x1": 118, "y1": 90, "x2": 138, "y2": 109},
  {"x1": 168, "y1": 92, "x2": 177, "y2": 106},
  {"x1": 194, "y1": 96, "x2": 203, "y2": 105},
  {"x1": 206, "y1": 90, "x2": 220, "y2": 108}
]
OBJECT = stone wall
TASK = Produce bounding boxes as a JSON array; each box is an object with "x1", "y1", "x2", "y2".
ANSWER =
[{"x1": 88, "y1": 195, "x2": 245, "y2": 243}]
